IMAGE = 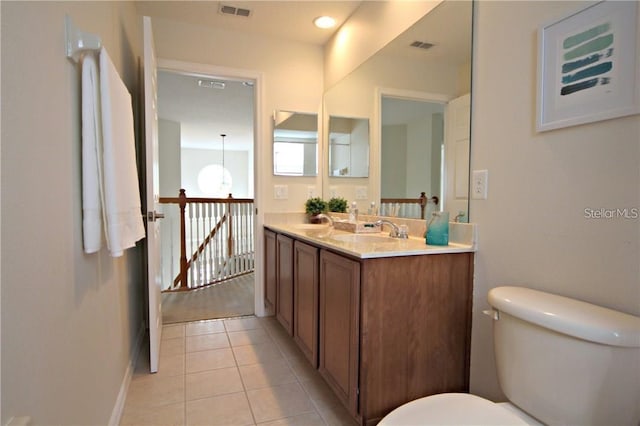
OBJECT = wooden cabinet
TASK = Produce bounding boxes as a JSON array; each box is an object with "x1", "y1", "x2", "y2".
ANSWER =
[
  {"x1": 276, "y1": 234, "x2": 294, "y2": 335},
  {"x1": 319, "y1": 250, "x2": 361, "y2": 417},
  {"x1": 263, "y1": 229, "x2": 277, "y2": 313},
  {"x1": 266, "y1": 227, "x2": 473, "y2": 426},
  {"x1": 358, "y1": 253, "x2": 473, "y2": 425},
  {"x1": 293, "y1": 241, "x2": 319, "y2": 367}
]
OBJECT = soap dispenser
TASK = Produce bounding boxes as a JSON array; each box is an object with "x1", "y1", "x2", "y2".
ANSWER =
[
  {"x1": 349, "y1": 201, "x2": 358, "y2": 222},
  {"x1": 426, "y1": 211, "x2": 449, "y2": 246}
]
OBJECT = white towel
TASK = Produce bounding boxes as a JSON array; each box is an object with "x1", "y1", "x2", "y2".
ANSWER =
[
  {"x1": 81, "y1": 53, "x2": 104, "y2": 254},
  {"x1": 99, "y1": 48, "x2": 145, "y2": 257}
]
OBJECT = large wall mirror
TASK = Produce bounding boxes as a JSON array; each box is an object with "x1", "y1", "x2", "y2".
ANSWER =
[
  {"x1": 328, "y1": 116, "x2": 369, "y2": 177},
  {"x1": 273, "y1": 110, "x2": 318, "y2": 176},
  {"x1": 322, "y1": 0, "x2": 473, "y2": 220}
]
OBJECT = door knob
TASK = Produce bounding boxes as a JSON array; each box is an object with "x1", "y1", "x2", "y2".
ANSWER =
[{"x1": 147, "y1": 211, "x2": 165, "y2": 222}]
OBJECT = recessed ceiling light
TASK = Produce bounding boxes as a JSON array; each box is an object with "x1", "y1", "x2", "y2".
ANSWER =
[{"x1": 314, "y1": 16, "x2": 336, "y2": 29}]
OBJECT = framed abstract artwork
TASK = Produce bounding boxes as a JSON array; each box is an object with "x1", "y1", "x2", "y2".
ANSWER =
[{"x1": 536, "y1": 1, "x2": 640, "y2": 132}]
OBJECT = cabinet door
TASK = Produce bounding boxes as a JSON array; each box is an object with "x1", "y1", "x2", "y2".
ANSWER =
[
  {"x1": 319, "y1": 250, "x2": 360, "y2": 416},
  {"x1": 293, "y1": 240, "x2": 319, "y2": 367},
  {"x1": 263, "y1": 229, "x2": 277, "y2": 313},
  {"x1": 276, "y1": 234, "x2": 294, "y2": 335}
]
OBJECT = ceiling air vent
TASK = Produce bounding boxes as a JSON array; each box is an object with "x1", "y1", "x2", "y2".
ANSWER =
[
  {"x1": 410, "y1": 41, "x2": 434, "y2": 50},
  {"x1": 198, "y1": 79, "x2": 226, "y2": 89},
  {"x1": 219, "y1": 4, "x2": 252, "y2": 18}
]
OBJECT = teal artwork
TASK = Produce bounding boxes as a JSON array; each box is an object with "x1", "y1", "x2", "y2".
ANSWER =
[
  {"x1": 536, "y1": 1, "x2": 638, "y2": 132},
  {"x1": 561, "y1": 21, "x2": 614, "y2": 96}
]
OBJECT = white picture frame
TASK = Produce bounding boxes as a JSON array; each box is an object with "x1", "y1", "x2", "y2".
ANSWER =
[{"x1": 536, "y1": 1, "x2": 640, "y2": 132}]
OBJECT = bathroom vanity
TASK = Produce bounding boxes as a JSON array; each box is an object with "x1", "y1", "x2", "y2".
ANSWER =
[{"x1": 264, "y1": 224, "x2": 475, "y2": 425}]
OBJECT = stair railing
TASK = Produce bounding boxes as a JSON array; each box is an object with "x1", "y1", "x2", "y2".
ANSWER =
[
  {"x1": 380, "y1": 192, "x2": 439, "y2": 219},
  {"x1": 159, "y1": 189, "x2": 255, "y2": 291}
]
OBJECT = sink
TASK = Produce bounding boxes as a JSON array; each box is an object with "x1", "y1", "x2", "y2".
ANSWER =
[
  {"x1": 331, "y1": 234, "x2": 397, "y2": 244},
  {"x1": 290, "y1": 223, "x2": 330, "y2": 230}
]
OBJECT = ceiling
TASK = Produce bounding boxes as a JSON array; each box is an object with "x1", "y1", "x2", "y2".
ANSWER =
[
  {"x1": 158, "y1": 71, "x2": 255, "y2": 151},
  {"x1": 135, "y1": 1, "x2": 361, "y2": 46}
]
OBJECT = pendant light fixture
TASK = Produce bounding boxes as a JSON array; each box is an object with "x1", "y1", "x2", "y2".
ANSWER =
[{"x1": 220, "y1": 133, "x2": 227, "y2": 187}]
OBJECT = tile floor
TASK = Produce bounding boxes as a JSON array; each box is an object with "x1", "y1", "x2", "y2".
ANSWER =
[{"x1": 120, "y1": 316, "x2": 358, "y2": 426}]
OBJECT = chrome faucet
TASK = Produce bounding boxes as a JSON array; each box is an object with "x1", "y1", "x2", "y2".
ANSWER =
[
  {"x1": 374, "y1": 219, "x2": 408, "y2": 239},
  {"x1": 315, "y1": 213, "x2": 334, "y2": 227}
]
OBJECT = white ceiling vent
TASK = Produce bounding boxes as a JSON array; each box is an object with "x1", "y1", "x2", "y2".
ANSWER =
[
  {"x1": 198, "y1": 79, "x2": 226, "y2": 89},
  {"x1": 410, "y1": 41, "x2": 434, "y2": 50},
  {"x1": 219, "y1": 4, "x2": 252, "y2": 18}
]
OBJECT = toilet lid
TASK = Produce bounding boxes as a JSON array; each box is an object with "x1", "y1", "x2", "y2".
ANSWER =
[{"x1": 378, "y1": 393, "x2": 531, "y2": 426}]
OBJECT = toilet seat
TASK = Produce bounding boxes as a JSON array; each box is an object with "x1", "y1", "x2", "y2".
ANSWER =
[{"x1": 378, "y1": 393, "x2": 533, "y2": 425}]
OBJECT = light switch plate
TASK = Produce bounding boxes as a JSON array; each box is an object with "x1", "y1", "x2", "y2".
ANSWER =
[
  {"x1": 472, "y1": 170, "x2": 488, "y2": 200},
  {"x1": 274, "y1": 185, "x2": 288, "y2": 199},
  {"x1": 355, "y1": 186, "x2": 368, "y2": 200},
  {"x1": 307, "y1": 185, "x2": 317, "y2": 198}
]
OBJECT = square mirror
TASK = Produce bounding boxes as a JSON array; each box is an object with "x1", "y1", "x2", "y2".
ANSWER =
[{"x1": 273, "y1": 111, "x2": 318, "y2": 176}]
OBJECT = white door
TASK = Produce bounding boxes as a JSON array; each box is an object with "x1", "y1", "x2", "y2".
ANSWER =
[
  {"x1": 444, "y1": 93, "x2": 471, "y2": 218},
  {"x1": 143, "y1": 16, "x2": 162, "y2": 373}
]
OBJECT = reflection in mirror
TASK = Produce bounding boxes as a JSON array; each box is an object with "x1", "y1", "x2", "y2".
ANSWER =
[
  {"x1": 381, "y1": 97, "x2": 444, "y2": 202},
  {"x1": 273, "y1": 111, "x2": 318, "y2": 176},
  {"x1": 321, "y1": 0, "x2": 472, "y2": 220},
  {"x1": 328, "y1": 116, "x2": 369, "y2": 177}
]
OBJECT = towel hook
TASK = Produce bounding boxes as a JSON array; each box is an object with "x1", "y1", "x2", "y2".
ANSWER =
[{"x1": 65, "y1": 15, "x2": 102, "y2": 63}]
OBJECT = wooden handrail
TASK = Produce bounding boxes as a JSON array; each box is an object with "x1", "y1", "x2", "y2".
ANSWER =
[
  {"x1": 380, "y1": 192, "x2": 439, "y2": 219},
  {"x1": 159, "y1": 196, "x2": 253, "y2": 204}
]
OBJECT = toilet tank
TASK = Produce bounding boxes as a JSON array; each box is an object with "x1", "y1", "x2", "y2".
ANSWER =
[{"x1": 488, "y1": 286, "x2": 640, "y2": 426}]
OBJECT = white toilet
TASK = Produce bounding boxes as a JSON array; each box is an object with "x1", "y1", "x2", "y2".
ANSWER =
[{"x1": 379, "y1": 286, "x2": 640, "y2": 425}]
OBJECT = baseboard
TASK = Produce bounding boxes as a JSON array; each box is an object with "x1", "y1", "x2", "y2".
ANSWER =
[{"x1": 108, "y1": 322, "x2": 145, "y2": 426}]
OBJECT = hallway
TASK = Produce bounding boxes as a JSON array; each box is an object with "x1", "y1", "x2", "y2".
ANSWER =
[{"x1": 120, "y1": 316, "x2": 357, "y2": 425}]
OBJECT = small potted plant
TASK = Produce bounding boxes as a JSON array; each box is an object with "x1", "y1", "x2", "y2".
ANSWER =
[
  {"x1": 328, "y1": 197, "x2": 348, "y2": 213},
  {"x1": 305, "y1": 197, "x2": 328, "y2": 223}
]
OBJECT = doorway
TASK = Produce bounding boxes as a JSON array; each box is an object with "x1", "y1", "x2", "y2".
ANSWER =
[
  {"x1": 381, "y1": 96, "x2": 445, "y2": 203},
  {"x1": 156, "y1": 67, "x2": 257, "y2": 323}
]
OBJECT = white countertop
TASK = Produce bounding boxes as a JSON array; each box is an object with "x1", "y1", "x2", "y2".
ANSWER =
[{"x1": 265, "y1": 223, "x2": 476, "y2": 259}]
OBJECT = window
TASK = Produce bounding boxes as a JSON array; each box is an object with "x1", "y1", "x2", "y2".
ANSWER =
[{"x1": 273, "y1": 142, "x2": 305, "y2": 175}]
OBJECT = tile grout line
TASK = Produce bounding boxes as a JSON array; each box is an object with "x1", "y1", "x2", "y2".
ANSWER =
[
  {"x1": 183, "y1": 323, "x2": 187, "y2": 426},
  {"x1": 261, "y1": 319, "x2": 330, "y2": 425},
  {"x1": 225, "y1": 319, "x2": 260, "y2": 426}
]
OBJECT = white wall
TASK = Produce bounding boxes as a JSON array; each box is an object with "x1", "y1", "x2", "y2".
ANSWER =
[
  {"x1": 1, "y1": 2, "x2": 144, "y2": 424},
  {"x1": 470, "y1": 0, "x2": 640, "y2": 401}
]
